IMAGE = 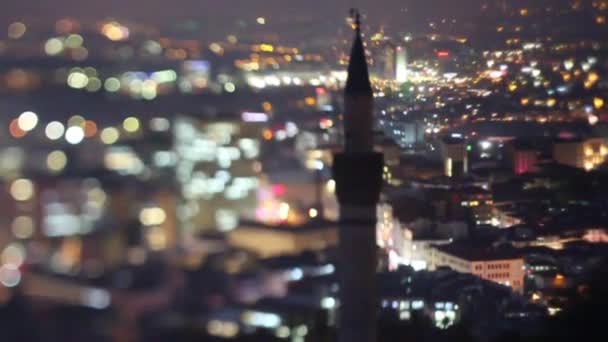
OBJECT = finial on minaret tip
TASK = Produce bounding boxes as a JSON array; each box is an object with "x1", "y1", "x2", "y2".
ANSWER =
[
  {"x1": 350, "y1": 8, "x2": 361, "y2": 32},
  {"x1": 345, "y1": 8, "x2": 372, "y2": 96}
]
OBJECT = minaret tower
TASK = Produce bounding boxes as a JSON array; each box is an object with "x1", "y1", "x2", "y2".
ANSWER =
[{"x1": 333, "y1": 9, "x2": 383, "y2": 342}]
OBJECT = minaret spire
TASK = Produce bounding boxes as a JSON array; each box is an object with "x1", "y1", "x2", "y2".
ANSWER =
[
  {"x1": 343, "y1": 8, "x2": 374, "y2": 152},
  {"x1": 345, "y1": 9, "x2": 372, "y2": 96},
  {"x1": 333, "y1": 9, "x2": 383, "y2": 342}
]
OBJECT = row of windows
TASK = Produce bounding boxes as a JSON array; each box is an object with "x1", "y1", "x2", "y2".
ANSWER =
[
  {"x1": 475, "y1": 263, "x2": 511, "y2": 271},
  {"x1": 488, "y1": 263, "x2": 511, "y2": 270},
  {"x1": 487, "y1": 272, "x2": 510, "y2": 279}
]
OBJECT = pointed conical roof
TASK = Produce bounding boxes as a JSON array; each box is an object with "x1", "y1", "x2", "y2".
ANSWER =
[{"x1": 345, "y1": 13, "x2": 372, "y2": 96}]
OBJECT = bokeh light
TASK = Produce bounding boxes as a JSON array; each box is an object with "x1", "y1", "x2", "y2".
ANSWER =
[
  {"x1": 11, "y1": 216, "x2": 34, "y2": 239},
  {"x1": 104, "y1": 77, "x2": 121, "y2": 92},
  {"x1": 45, "y1": 38, "x2": 64, "y2": 56},
  {"x1": 0, "y1": 266, "x2": 21, "y2": 288},
  {"x1": 10, "y1": 178, "x2": 35, "y2": 201},
  {"x1": 123, "y1": 117, "x2": 140, "y2": 133},
  {"x1": 139, "y1": 207, "x2": 166, "y2": 226},
  {"x1": 47, "y1": 150, "x2": 68, "y2": 172},
  {"x1": 1, "y1": 243, "x2": 26, "y2": 268},
  {"x1": 9, "y1": 119, "x2": 26, "y2": 138},
  {"x1": 65, "y1": 34, "x2": 83, "y2": 48},
  {"x1": 45, "y1": 121, "x2": 65, "y2": 140},
  {"x1": 100, "y1": 127, "x2": 120, "y2": 144},
  {"x1": 68, "y1": 115, "x2": 86, "y2": 128},
  {"x1": 84, "y1": 120, "x2": 98, "y2": 137},
  {"x1": 67, "y1": 71, "x2": 89, "y2": 89},
  {"x1": 102, "y1": 21, "x2": 129, "y2": 41},
  {"x1": 17, "y1": 111, "x2": 38, "y2": 132},
  {"x1": 8, "y1": 22, "x2": 27, "y2": 39},
  {"x1": 65, "y1": 126, "x2": 85, "y2": 144}
]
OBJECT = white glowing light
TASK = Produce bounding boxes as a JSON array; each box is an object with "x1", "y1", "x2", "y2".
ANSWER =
[
  {"x1": 45, "y1": 121, "x2": 65, "y2": 140},
  {"x1": 241, "y1": 112, "x2": 268, "y2": 122},
  {"x1": 65, "y1": 126, "x2": 85, "y2": 144},
  {"x1": 17, "y1": 111, "x2": 38, "y2": 131},
  {"x1": 0, "y1": 266, "x2": 21, "y2": 287}
]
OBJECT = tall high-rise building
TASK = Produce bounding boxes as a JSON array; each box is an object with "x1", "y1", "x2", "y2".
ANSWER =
[
  {"x1": 382, "y1": 44, "x2": 396, "y2": 80},
  {"x1": 395, "y1": 46, "x2": 408, "y2": 83}
]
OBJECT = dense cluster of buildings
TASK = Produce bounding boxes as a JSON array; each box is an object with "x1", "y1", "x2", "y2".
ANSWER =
[{"x1": 0, "y1": 3, "x2": 607, "y2": 341}]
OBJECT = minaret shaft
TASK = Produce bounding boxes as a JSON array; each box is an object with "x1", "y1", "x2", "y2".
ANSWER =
[{"x1": 333, "y1": 9, "x2": 383, "y2": 342}]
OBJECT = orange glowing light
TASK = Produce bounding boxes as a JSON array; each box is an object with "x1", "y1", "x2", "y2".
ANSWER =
[
  {"x1": 593, "y1": 97, "x2": 604, "y2": 109},
  {"x1": 262, "y1": 101, "x2": 273, "y2": 112},
  {"x1": 84, "y1": 120, "x2": 98, "y2": 137},
  {"x1": 304, "y1": 96, "x2": 316, "y2": 106},
  {"x1": 263, "y1": 129, "x2": 273, "y2": 140},
  {"x1": 9, "y1": 119, "x2": 26, "y2": 138}
]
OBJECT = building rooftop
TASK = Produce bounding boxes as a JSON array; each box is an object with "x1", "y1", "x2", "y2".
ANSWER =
[
  {"x1": 435, "y1": 242, "x2": 523, "y2": 262},
  {"x1": 237, "y1": 219, "x2": 338, "y2": 233}
]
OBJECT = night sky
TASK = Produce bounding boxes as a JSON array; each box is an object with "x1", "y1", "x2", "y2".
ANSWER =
[{"x1": 1, "y1": 0, "x2": 481, "y2": 34}]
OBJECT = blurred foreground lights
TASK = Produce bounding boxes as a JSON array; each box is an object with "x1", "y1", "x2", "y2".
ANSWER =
[
  {"x1": 8, "y1": 22, "x2": 27, "y2": 39},
  {"x1": 104, "y1": 77, "x2": 121, "y2": 92},
  {"x1": 321, "y1": 297, "x2": 337, "y2": 309},
  {"x1": 139, "y1": 207, "x2": 166, "y2": 226},
  {"x1": 68, "y1": 114, "x2": 86, "y2": 128},
  {"x1": 65, "y1": 126, "x2": 85, "y2": 144},
  {"x1": 588, "y1": 114, "x2": 599, "y2": 126},
  {"x1": 9, "y1": 119, "x2": 26, "y2": 138},
  {"x1": 10, "y1": 178, "x2": 34, "y2": 201},
  {"x1": 1, "y1": 243, "x2": 26, "y2": 268},
  {"x1": 45, "y1": 38, "x2": 64, "y2": 56},
  {"x1": 65, "y1": 34, "x2": 83, "y2": 48},
  {"x1": 141, "y1": 80, "x2": 158, "y2": 100},
  {"x1": 224, "y1": 82, "x2": 236, "y2": 93},
  {"x1": 47, "y1": 150, "x2": 68, "y2": 173},
  {"x1": 242, "y1": 311, "x2": 281, "y2": 328},
  {"x1": 68, "y1": 71, "x2": 89, "y2": 89},
  {"x1": 123, "y1": 117, "x2": 140, "y2": 133},
  {"x1": 17, "y1": 111, "x2": 38, "y2": 132},
  {"x1": 127, "y1": 247, "x2": 147, "y2": 265},
  {"x1": 45, "y1": 121, "x2": 65, "y2": 140},
  {"x1": 207, "y1": 320, "x2": 239, "y2": 338},
  {"x1": 84, "y1": 120, "x2": 98, "y2": 137},
  {"x1": 150, "y1": 117, "x2": 170, "y2": 132},
  {"x1": 12, "y1": 216, "x2": 34, "y2": 239},
  {"x1": 256, "y1": 17, "x2": 266, "y2": 25},
  {"x1": 0, "y1": 266, "x2": 21, "y2": 288},
  {"x1": 81, "y1": 288, "x2": 110, "y2": 309},
  {"x1": 279, "y1": 202, "x2": 290, "y2": 222},
  {"x1": 309, "y1": 208, "x2": 318, "y2": 218},
  {"x1": 102, "y1": 21, "x2": 130, "y2": 41},
  {"x1": 86, "y1": 78, "x2": 102, "y2": 92},
  {"x1": 146, "y1": 226, "x2": 167, "y2": 251},
  {"x1": 480, "y1": 140, "x2": 492, "y2": 150},
  {"x1": 100, "y1": 127, "x2": 120, "y2": 144}
]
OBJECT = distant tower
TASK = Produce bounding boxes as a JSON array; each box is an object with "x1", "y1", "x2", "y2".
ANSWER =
[
  {"x1": 333, "y1": 9, "x2": 383, "y2": 342},
  {"x1": 395, "y1": 46, "x2": 407, "y2": 83},
  {"x1": 382, "y1": 44, "x2": 396, "y2": 80}
]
